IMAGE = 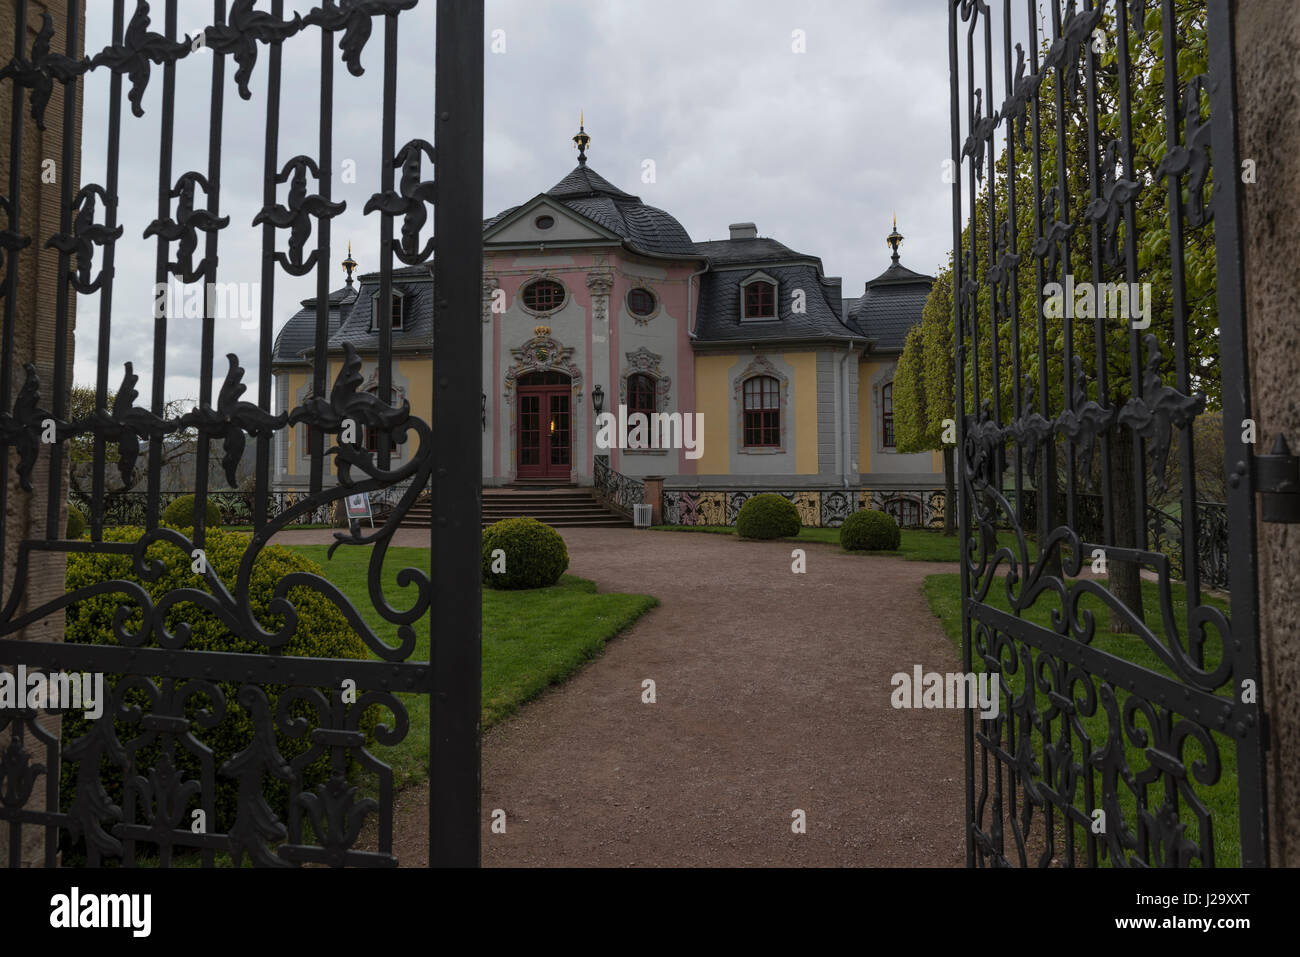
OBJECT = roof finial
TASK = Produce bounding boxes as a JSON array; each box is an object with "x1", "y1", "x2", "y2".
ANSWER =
[
  {"x1": 886, "y1": 215, "x2": 903, "y2": 265},
  {"x1": 342, "y1": 241, "x2": 358, "y2": 285},
  {"x1": 573, "y1": 112, "x2": 591, "y2": 165}
]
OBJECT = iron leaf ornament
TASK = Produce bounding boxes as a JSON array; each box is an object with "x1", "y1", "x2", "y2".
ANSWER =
[
  {"x1": 45, "y1": 185, "x2": 123, "y2": 294},
  {"x1": 1118, "y1": 336, "x2": 1206, "y2": 493},
  {"x1": 0, "y1": 364, "x2": 57, "y2": 491},
  {"x1": 144, "y1": 172, "x2": 229, "y2": 284},
  {"x1": 206, "y1": 0, "x2": 305, "y2": 101},
  {"x1": 88, "y1": 1, "x2": 191, "y2": 119},
  {"x1": 182, "y1": 355, "x2": 289, "y2": 487},
  {"x1": 0, "y1": 12, "x2": 90, "y2": 130},
  {"x1": 363, "y1": 139, "x2": 437, "y2": 264},
  {"x1": 253, "y1": 156, "x2": 346, "y2": 277},
  {"x1": 304, "y1": 0, "x2": 420, "y2": 77}
]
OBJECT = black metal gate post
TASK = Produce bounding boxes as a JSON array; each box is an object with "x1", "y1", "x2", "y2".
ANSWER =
[
  {"x1": 430, "y1": 0, "x2": 484, "y2": 869},
  {"x1": 948, "y1": 0, "x2": 1267, "y2": 867},
  {"x1": 0, "y1": 0, "x2": 484, "y2": 869}
]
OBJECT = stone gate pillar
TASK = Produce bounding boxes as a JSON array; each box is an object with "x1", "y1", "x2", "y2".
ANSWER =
[
  {"x1": 0, "y1": 0, "x2": 84, "y2": 867},
  {"x1": 1235, "y1": 0, "x2": 1300, "y2": 866}
]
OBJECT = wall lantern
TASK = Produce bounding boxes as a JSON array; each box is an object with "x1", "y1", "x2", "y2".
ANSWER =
[
  {"x1": 481, "y1": 392, "x2": 486, "y2": 431},
  {"x1": 592, "y1": 385, "x2": 605, "y2": 414}
]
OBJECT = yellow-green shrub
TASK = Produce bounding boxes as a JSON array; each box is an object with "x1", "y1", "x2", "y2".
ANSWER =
[{"x1": 61, "y1": 527, "x2": 379, "y2": 844}]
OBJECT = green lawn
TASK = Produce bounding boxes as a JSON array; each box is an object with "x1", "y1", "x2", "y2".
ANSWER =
[
  {"x1": 651, "y1": 524, "x2": 1027, "y2": 562},
  {"x1": 285, "y1": 545, "x2": 658, "y2": 789},
  {"x1": 921, "y1": 572, "x2": 1241, "y2": 866}
]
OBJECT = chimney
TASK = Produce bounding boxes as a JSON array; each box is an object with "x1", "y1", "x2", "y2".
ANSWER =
[{"x1": 728, "y1": 222, "x2": 758, "y2": 240}]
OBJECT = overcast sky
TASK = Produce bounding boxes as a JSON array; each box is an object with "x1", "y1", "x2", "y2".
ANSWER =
[{"x1": 73, "y1": 0, "x2": 962, "y2": 408}]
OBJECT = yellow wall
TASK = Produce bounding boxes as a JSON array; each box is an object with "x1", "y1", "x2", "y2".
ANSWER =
[
  {"x1": 786, "y1": 352, "x2": 818, "y2": 475},
  {"x1": 859, "y1": 359, "x2": 883, "y2": 475},
  {"x1": 692, "y1": 353, "x2": 734, "y2": 474}
]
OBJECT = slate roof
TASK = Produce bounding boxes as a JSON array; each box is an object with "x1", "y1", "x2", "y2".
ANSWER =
[
  {"x1": 845, "y1": 260, "x2": 935, "y2": 352},
  {"x1": 270, "y1": 284, "x2": 355, "y2": 364},
  {"x1": 483, "y1": 163, "x2": 698, "y2": 258},
  {"x1": 692, "y1": 235, "x2": 854, "y2": 345},
  {"x1": 326, "y1": 265, "x2": 433, "y2": 353}
]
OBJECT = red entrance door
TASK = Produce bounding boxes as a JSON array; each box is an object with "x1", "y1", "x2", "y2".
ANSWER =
[{"x1": 517, "y1": 371, "x2": 571, "y2": 479}]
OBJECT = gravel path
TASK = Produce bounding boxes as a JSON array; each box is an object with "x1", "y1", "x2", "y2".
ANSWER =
[{"x1": 278, "y1": 525, "x2": 969, "y2": 867}]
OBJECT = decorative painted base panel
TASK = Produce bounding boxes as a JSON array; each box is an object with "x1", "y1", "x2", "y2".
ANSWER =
[{"x1": 661, "y1": 488, "x2": 946, "y2": 529}]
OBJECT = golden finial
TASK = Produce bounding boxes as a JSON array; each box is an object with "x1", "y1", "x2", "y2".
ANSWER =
[
  {"x1": 342, "y1": 241, "x2": 358, "y2": 284},
  {"x1": 887, "y1": 217, "x2": 903, "y2": 265},
  {"x1": 573, "y1": 113, "x2": 591, "y2": 165}
]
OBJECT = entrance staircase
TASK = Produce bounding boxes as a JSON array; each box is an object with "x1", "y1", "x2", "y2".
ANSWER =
[{"x1": 397, "y1": 483, "x2": 631, "y2": 529}]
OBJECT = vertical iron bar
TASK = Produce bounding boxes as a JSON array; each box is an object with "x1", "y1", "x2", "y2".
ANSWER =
[
  {"x1": 92, "y1": 1, "x2": 126, "y2": 543},
  {"x1": 147, "y1": 0, "x2": 179, "y2": 531},
  {"x1": 1049, "y1": 0, "x2": 1077, "y2": 539},
  {"x1": 951, "y1": 0, "x2": 974, "y2": 870},
  {"x1": 1003, "y1": 0, "x2": 1023, "y2": 535},
  {"x1": 194, "y1": 2, "x2": 226, "y2": 551},
  {"x1": 376, "y1": 13, "x2": 397, "y2": 471},
  {"x1": 255, "y1": 0, "x2": 284, "y2": 529},
  {"x1": 1205, "y1": 0, "x2": 1267, "y2": 868},
  {"x1": 311, "y1": 15, "x2": 334, "y2": 494},
  {"x1": 1160, "y1": 0, "x2": 1202, "y2": 646},
  {"x1": 1115, "y1": 0, "x2": 1148, "y2": 553},
  {"x1": 46, "y1": 0, "x2": 79, "y2": 539},
  {"x1": 430, "y1": 0, "x2": 483, "y2": 869}
]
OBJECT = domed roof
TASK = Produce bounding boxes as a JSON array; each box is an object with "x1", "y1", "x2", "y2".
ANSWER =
[{"x1": 537, "y1": 163, "x2": 697, "y2": 257}]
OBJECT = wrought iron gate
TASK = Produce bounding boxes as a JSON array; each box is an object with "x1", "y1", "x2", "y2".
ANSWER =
[
  {"x1": 949, "y1": 0, "x2": 1267, "y2": 866},
  {"x1": 0, "y1": 0, "x2": 483, "y2": 867}
]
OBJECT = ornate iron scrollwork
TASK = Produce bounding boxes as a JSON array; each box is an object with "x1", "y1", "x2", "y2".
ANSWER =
[
  {"x1": 364, "y1": 139, "x2": 437, "y2": 265},
  {"x1": 254, "y1": 156, "x2": 347, "y2": 277},
  {"x1": 88, "y1": 1, "x2": 191, "y2": 118},
  {"x1": 144, "y1": 172, "x2": 229, "y2": 284},
  {"x1": 45, "y1": 185, "x2": 124, "y2": 293}
]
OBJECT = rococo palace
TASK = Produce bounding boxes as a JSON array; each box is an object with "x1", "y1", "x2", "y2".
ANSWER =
[{"x1": 272, "y1": 125, "x2": 946, "y2": 529}]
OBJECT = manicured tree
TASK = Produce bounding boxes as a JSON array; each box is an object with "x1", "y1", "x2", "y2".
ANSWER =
[
  {"x1": 946, "y1": 5, "x2": 1216, "y2": 632},
  {"x1": 892, "y1": 268, "x2": 956, "y2": 535}
]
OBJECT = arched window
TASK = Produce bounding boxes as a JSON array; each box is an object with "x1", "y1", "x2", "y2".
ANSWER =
[
  {"x1": 743, "y1": 280, "x2": 776, "y2": 319},
  {"x1": 522, "y1": 278, "x2": 566, "y2": 312},
  {"x1": 627, "y1": 373, "x2": 656, "y2": 420},
  {"x1": 743, "y1": 375, "x2": 780, "y2": 447},
  {"x1": 881, "y1": 382, "x2": 895, "y2": 449}
]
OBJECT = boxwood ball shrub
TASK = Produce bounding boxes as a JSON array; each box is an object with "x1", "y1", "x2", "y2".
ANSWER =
[
  {"x1": 735, "y1": 493, "x2": 801, "y2": 540},
  {"x1": 162, "y1": 493, "x2": 222, "y2": 529},
  {"x1": 60, "y1": 527, "x2": 379, "y2": 848},
  {"x1": 481, "y1": 516, "x2": 569, "y2": 590},
  {"x1": 65, "y1": 503, "x2": 86, "y2": 539},
  {"x1": 840, "y1": 508, "x2": 901, "y2": 551}
]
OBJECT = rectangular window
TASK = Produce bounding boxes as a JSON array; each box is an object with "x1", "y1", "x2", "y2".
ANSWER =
[
  {"x1": 882, "y1": 383, "x2": 895, "y2": 449},
  {"x1": 743, "y1": 376, "x2": 781, "y2": 447}
]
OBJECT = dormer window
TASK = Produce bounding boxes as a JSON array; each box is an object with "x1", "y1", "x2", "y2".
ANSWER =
[
  {"x1": 740, "y1": 274, "x2": 777, "y2": 320},
  {"x1": 370, "y1": 291, "x2": 405, "y2": 331}
]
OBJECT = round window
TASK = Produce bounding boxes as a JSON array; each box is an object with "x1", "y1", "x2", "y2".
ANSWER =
[
  {"x1": 522, "y1": 279, "x2": 566, "y2": 312},
  {"x1": 627, "y1": 287, "x2": 656, "y2": 317},
  {"x1": 534, "y1": 214, "x2": 555, "y2": 230}
]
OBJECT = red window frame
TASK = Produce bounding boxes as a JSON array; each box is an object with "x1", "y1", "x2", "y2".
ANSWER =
[
  {"x1": 882, "y1": 382, "x2": 895, "y2": 449},
  {"x1": 743, "y1": 281, "x2": 775, "y2": 319},
  {"x1": 742, "y1": 375, "x2": 780, "y2": 447},
  {"x1": 523, "y1": 279, "x2": 565, "y2": 312},
  {"x1": 627, "y1": 373, "x2": 657, "y2": 420}
]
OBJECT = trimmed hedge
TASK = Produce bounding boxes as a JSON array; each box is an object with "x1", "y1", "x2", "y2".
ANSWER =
[
  {"x1": 162, "y1": 493, "x2": 222, "y2": 529},
  {"x1": 840, "y1": 508, "x2": 901, "y2": 551},
  {"x1": 482, "y1": 517, "x2": 569, "y2": 590},
  {"x1": 65, "y1": 503, "x2": 85, "y2": 539},
  {"x1": 60, "y1": 526, "x2": 378, "y2": 847},
  {"x1": 735, "y1": 493, "x2": 801, "y2": 540}
]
